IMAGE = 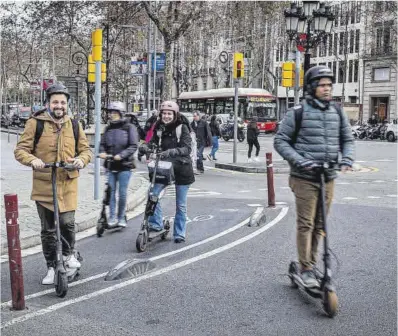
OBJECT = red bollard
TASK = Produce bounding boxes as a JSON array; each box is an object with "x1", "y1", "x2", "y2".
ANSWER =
[
  {"x1": 266, "y1": 153, "x2": 276, "y2": 207},
  {"x1": 4, "y1": 194, "x2": 25, "y2": 310}
]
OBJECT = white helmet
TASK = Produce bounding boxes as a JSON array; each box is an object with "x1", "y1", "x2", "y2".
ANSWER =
[{"x1": 107, "y1": 101, "x2": 126, "y2": 116}]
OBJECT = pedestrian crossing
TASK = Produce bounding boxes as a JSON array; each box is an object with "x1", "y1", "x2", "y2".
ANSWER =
[{"x1": 164, "y1": 187, "x2": 222, "y2": 198}]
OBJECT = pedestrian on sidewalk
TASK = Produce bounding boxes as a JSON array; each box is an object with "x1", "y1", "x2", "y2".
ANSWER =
[
  {"x1": 207, "y1": 115, "x2": 221, "y2": 161},
  {"x1": 191, "y1": 111, "x2": 212, "y2": 174},
  {"x1": 274, "y1": 66, "x2": 354, "y2": 288},
  {"x1": 247, "y1": 116, "x2": 260, "y2": 162},
  {"x1": 99, "y1": 101, "x2": 138, "y2": 228},
  {"x1": 14, "y1": 84, "x2": 92, "y2": 285},
  {"x1": 139, "y1": 101, "x2": 195, "y2": 243}
]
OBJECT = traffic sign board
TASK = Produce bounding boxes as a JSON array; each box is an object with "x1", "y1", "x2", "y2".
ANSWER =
[{"x1": 219, "y1": 51, "x2": 228, "y2": 64}]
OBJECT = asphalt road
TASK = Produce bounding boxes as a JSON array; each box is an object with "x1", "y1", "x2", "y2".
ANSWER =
[{"x1": 1, "y1": 135, "x2": 396, "y2": 335}]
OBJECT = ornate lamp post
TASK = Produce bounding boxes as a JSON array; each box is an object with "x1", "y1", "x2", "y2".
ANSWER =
[
  {"x1": 72, "y1": 51, "x2": 91, "y2": 127},
  {"x1": 284, "y1": 1, "x2": 335, "y2": 75}
]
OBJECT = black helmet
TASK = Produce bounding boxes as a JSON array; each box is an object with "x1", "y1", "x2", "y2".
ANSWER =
[
  {"x1": 46, "y1": 83, "x2": 70, "y2": 101},
  {"x1": 304, "y1": 66, "x2": 334, "y2": 95}
]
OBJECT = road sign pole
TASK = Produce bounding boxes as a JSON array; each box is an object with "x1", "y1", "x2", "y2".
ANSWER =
[{"x1": 233, "y1": 79, "x2": 239, "y2": 164}]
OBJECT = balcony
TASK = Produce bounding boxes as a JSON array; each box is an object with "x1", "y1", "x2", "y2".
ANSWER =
[{"x1": 364, "y1": 45, "x2": 397, "y2": 59}]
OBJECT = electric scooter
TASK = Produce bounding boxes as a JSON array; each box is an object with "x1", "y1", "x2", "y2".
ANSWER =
[
  {"x1": 135, "y1": 143, "x2": 171, "y2": 252},
  {"x1": 288, "y1": 162, "x2": 339, "y2": 318},
  {"x1": 96, "y1": 154, "x2": 127, "y2": 237},
  {"x1": 44, "y1": 162, "x2": 83, "y2": 298}
]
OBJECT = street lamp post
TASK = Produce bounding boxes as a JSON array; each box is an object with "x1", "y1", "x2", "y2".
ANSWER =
[
  {"x1": 72, "y1": 51, "x2": 91, "y2": 127},
  {"x1": 284, "y1": 1, "x2": 335, "y2": 77}
]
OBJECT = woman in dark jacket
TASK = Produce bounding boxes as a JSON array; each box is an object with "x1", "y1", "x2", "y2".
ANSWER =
[
  {"x1": 99, "y1": 101, "x2": 138, "y2": 227},
  {"x1": 207, "y1": 115, "x2": 221, "y2": 161},
  {"x1": 247, "y1": 116, "x2": 260, "y2": 162},
  {"x1": 143, "y1": 100, "x2": 194, "y2": 243}
]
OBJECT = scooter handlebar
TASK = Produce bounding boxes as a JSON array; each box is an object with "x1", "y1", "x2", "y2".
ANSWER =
[
  {"x1": 43, "y1": 162, "x2": 76, "y2": 170},
  {"x1": 96, "y1": 154, "x2": 114, "y2": 160}
]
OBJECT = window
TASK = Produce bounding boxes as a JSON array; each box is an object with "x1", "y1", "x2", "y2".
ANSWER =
[
  {"x1": 349, "y1": 30, "x2": 354, "y2": 53},
  {"x1": 375, "y1": 1, "x2": 383, "y2": 12},
  {"x1": 334, "y1": 33, "x2": 338, "y2": 55},
  {"x1": 355, "y1": 29, "x2": 359, "y2": 53},
  {"x1": 332, "y1": 61, "x2": 337, "y2": 83},
  {"x1": 338, "y1": 61, "x2": 346, "y2": 83},
  {"x1": 373, "y1": 67, "x2": 390, "y2": 81},
  {"x1": 327, "y1": 62, "x2": 332, "y2": 70},
  {"x1": 203, "y1": 82, "x2": 207, "y2": 90},
  {"x1": 340, "y1": 3, "x2": 347, "y2": 26},
  {"x1": 350, "y1": 2, "x2": 356, "y2": 24},
  {"x1": 339, "y1": 32, "x2": 344, "y2": 55},
  {"x1": 356, "y1": 2, "x2": 361, "y2": 23},
  {"x1": 349, "y1": 96, "x2": 357, "y2": 103},
  {"x1": 334, "y1": 5, "x2": 339, "y2": 26},
  {"x1": 344, "y1": 31, "x2": 348, "y2": 54},
  {"x1": 383, "y1": 27, "x2": 391, "y2": 53},
  {"x1": 319, "y1": 42, "x2": 326, "y2": 57},
  {"x1": 353, "y1": 60, "x2": 358, "y2": 81},
  {"x1": 328, "y1": 35, "x2": 333, "y2": 56},
  {"x1": 319, "y1": 62, "x2": 326, "y2": 66},
  {"x1": 348, "y1": 60, "x2": 353, "y2": 82}
]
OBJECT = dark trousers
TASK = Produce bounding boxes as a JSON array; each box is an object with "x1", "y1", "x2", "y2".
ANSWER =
[
  {"x1": 248, "y1": 139, "x2": 260, "y2": 158},
  {"x1": 197, "y1": 144, "x2": 205, "y2": 172},
  {"x1": 36, "y1": 202, "x2": 76, "y2": 268}
]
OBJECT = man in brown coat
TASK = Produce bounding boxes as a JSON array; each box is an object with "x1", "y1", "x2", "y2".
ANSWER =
[{"x1": 14, "y1": 84, "x2": 92, "y2": 285}]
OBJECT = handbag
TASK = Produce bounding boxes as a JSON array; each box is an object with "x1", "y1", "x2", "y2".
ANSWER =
[{"x1": 148, "y1": 160, "x2": 175, "y2": 185}]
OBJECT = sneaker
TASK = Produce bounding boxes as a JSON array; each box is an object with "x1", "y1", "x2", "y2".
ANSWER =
[
  {"x1": 108, "y1": 217, "x2": 117, "y2": 227},
  {"x1": 254, "y1": 156, "x2": 260, "y2": 162},
  {"x1": 63, "y1": 254, "x2": 81, "y2": 269},
  {"x1": 248, "y1": 158, "x2": 253, "y2": 163},
  {"x1": 149, "y1": 225, "x2": 163, "y2": 232},
  {"x1": 301, "y1": 270, "x2": 319, "y2": 288},
  {"x1": 118, "y1": 218, "x2": 127, "y2": 227},
  {"x1": 206, "y1": 154, "x2": 213, "y2": 161},
  {"x1": 212, "y1": 157, "x2": 217, "y2": 161},
  {"x1": 42, "y1": 267, "x2": 55, "y2": 285},
  {"x1": 174, "y1": 237, "x2": 185, "y2": 243}
]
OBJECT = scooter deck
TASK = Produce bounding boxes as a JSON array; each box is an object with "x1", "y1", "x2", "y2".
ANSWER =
[{"x1": 148, "y1": 229, "x2": 169, "y2": 241}]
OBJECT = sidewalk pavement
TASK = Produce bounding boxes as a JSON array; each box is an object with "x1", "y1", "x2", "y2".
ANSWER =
[{"x1": 1, "y1": 132, "x2": 149, "y2": 254}]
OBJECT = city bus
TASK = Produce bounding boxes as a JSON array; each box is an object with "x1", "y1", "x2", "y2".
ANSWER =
[{"x1": 178, "y1": 88, "x2": 277, "y2": 132}]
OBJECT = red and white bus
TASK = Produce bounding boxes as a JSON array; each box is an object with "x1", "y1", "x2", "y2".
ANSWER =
[{"x1": 178, "y1": 88, "x2": 277, "y2": 132}]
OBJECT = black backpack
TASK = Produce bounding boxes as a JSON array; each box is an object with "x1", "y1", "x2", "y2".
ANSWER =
[
  {"x1": 104, "y1": 123, "x2": 136, "y2": 168},
  {"x1": 33, "y1": 118, "x2": 80, "y2": 156}
]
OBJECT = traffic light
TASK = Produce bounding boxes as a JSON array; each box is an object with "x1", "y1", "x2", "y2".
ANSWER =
[
  {"x1": 91, "y1": 29, "x2": 103, "y2": 62},
  {"x1": 88, "y1": 54, "x2": 106, "y2": 83},
  {"x1": 282, "y1": 62, "x2": 295, "y2": 87},
  {"x1": 233, "y1": 53, "x2": 244, "y2": 79},
  {"x1": 300, "y1": 66, "x2": 304, "y2": 87}
]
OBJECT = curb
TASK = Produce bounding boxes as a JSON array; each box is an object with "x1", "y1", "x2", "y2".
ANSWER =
[
  {"x1": 214, "y1": 162, "x2": 290, "y2": 174},
  {"x1": 0, "y1": 176, "x2": 149, "y2": 255}
]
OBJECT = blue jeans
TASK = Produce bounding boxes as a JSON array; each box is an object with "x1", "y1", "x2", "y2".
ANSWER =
[
  {"x1": 210, "y1": 136, "x2": 219, "y2": 159},
  {"x1": 148, "y1": 184, "x2": 190, "y2": 239},
  {"x1": 197, "y1": 145, "x2": 205, "y2": 171},
  {"x1": 108, "y1": 170, "x2": 132, "y2": 221}
]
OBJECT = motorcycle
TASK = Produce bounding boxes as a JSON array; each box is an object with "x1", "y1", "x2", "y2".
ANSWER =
[{"x1": 221, "y1": 120, "x2": 245, "y2": 142}]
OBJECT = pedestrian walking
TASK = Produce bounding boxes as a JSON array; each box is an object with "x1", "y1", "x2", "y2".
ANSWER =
[
  {"x1": 247, "y1": 116, "x2": 260, "y2": 162},
  {"x1": 207, "y1": 115, "x2": 221, "y2": 161}
]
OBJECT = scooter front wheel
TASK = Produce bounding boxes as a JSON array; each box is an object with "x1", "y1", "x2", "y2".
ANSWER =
[
  {"x1": 288, "y1": 261, "x2": 299, "y2": 289},
  {"x1": 323, "y1": 290, "x2": 339, "y2": 318},
  {"x1": 136, "y1": 231, "x2": 148, "y2": 252},
  {"x1": 55, "y1": 271, "x2": 68, "y2": 298}
]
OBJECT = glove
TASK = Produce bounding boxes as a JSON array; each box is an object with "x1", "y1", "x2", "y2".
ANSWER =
[
  {"x1": 138, "y1": 144, "x2": 149, "y2": 155},
  {"x1": 159, "y1": 148, "x2": 178, "y2": 159}
]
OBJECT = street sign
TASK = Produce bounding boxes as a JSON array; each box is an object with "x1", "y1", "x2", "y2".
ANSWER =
[
  {"x1": 219, "y1": 51, "x2": 228, "y2": 64},
  {"x1": 131, "y1": 53, "x2": 148, "y2": 76},
  {"x1": 151, "y1": 52, "x2": 165, "y2": 72}
]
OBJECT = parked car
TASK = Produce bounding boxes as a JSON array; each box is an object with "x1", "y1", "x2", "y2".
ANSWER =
[
  {"x1": 386, "y1": 119, "x2": 397, "y2": 142},
  {"x1": 18, "y1": 107, "x2": 32, "y2": 128},
  {"x1": 1, "y1": 112, "x2": 10, "y2": 128}
]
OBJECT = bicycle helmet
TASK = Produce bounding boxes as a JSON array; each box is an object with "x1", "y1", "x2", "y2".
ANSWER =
[
  {"x1": 160, "y1": 101, "x2": 179, "y2": 114},
  {"x1": 107, "y1": 101, "x2": 126, "y2": 116},
  {"x1": 304, "y1": 66, "x2": 334, "y2": 96},
  {"x1": 46, "y1": 83, "x2": 70, "y2": 101}
]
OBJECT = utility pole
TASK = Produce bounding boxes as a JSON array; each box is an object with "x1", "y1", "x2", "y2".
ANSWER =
[
  {"x1": 152, "y1": 0, "x2": 157, "y2": 110},
  {"x1": 146, "y1": 13, "x2": 152, "y2": 119},
  {"x1": 40, "y1": 49, "x2": 44, "y2": 106}
]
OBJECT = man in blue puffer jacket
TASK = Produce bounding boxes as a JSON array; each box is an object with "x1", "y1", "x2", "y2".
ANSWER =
[{"x1": 274, "y1": 66, "x2": 354, "y2": 288}]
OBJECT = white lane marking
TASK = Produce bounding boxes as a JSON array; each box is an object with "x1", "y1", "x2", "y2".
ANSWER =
[
  {"x1": 375, "y1": 159, "x2": 393, "y2": 162},
  {"x1": 280, "y1": 187, "x2": 290, "y2": 189},
  {"x1": 0, "y1": 207, "x2": 289, "y2": 329},
  {"x1": 275, "y1": 201, "x2": 288, "y2": 205},
  {"x1": 342, "y1": 197, "x2": 358, "y2": 200},
  {"x1": 386, "y1": 195, "x2": 397, "y2": 198},
  {"x1": 238, "y1": 190, "x2": 251, "y2": 193},
  {"x1": 336, "y1": 182, "x2": 351, "y2": 185},
  {"x1": 219, "y1": 209, "x2": 239, "y2": 212},
  {"x1": 367, "y1": 196, "x2": 381, "y2": 199},
  {"x1": 358, "y1": 181, "x2": 368, "y2": 184},
  {"x1": 0, "y1": 210, "x2": 254, "y2": 308},
  {"x1": 258, "y1": 188, "x2": 267, "y2": 191},
  {"x1": 373, "y1": 180, "x2": 385, "y2": 183},
  {"x1": 355, "y1": 160, "x2": 367, "y2": 163},
  {"x1": 247, "y1": 204, "x2": 263, "y2": 207}
]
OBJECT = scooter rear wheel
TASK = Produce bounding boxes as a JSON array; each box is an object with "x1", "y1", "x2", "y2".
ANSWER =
[
  {"x1": 323, "y1": 290, "x2": 338, "y2": 318},
  {"x1": 55, "y1": 271, "x2": 68, "y2": 298},
  {"x1": 136, "y1": 231, "x2": 148, "y2": 252},
  {"x1": 288, "y1": 261, "x2": 299, "y2": 288}
]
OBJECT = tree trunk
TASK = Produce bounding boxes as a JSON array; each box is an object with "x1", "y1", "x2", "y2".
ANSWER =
[{"x1": 163, "y1": 38, "x2": 174, "y2": 101}]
